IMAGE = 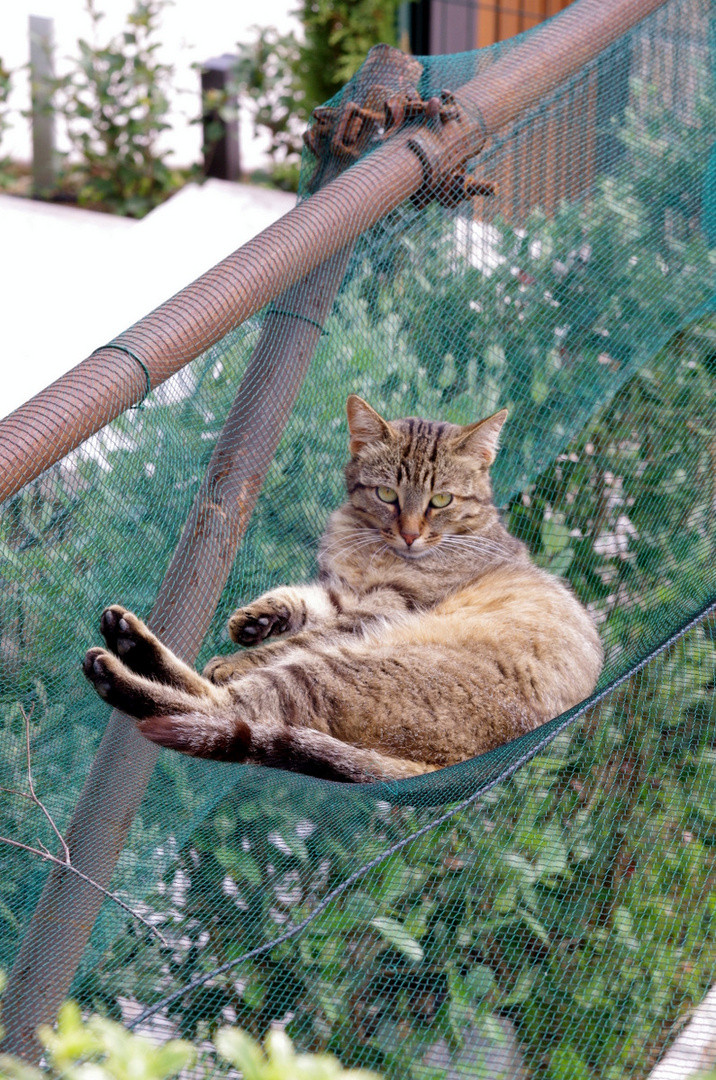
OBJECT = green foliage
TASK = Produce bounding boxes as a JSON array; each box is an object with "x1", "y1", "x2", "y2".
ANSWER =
[
  {"x1": 233, "y1": 0, "x2": 403, "y2": 190},
  {"x1": 0, "y1": 989, "x2": 376, "y2": 1080},
  {"x1": 230, "y1": 28, "x2": 307, "y2": 192},
  {"x1": 358, "y1": 65, "x2": 716, "y2": 491},
  {"x1": 2, "y1": 44, "x2": 716, "y2": 1080},
  {"x1": 54, "y1": 0, "x2": 186, "y2": 217},
  {"x1": 0, "y1": 58, "x2": 13, "y2": 187},
  {"x1": 215, "y1": 1026, "x2": 378, "y2": 1079},
  {"x1": 296, "y1": 0, "x2": 403, "y2": 106}
]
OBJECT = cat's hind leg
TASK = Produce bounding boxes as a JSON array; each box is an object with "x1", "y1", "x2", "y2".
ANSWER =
[
  {"x1": 83, "y1": 646, "x2": 216, "y2": 718},
  {"x1": 83, "y1": 647, "x2": 249, "y2": 758},
  {"x1": 83, "y1": 646, "x2": 432, "y2": 781},
  {"x1": 100, "y1": 606, "x2": 208, "y2": 695}
]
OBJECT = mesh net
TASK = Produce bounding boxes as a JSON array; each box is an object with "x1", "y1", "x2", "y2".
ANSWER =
[{"x1": 2, "y1": 0, "x2": 716, "y2": 1075}]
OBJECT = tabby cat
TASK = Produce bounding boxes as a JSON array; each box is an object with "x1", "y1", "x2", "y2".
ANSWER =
[{"x1": 83, "y1": 396, "x2": 603, "y2": 783}]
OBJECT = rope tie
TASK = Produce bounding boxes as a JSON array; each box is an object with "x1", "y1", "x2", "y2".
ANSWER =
[
  {"x1": 266, "y1": 307, "x2": 328, "y2": 336},
  {"x1": 96, "y1": 343, "x2": 153, "y2": 409}
]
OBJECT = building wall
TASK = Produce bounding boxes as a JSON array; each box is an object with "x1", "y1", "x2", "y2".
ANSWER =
[{"x1": 411, "y1": 0, "x2": 575, "y2": 55}]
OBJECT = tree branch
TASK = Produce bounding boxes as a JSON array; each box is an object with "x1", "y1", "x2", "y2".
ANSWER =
[{"x1": 0, "y1": 706, "x2": 168, "y2": 948}]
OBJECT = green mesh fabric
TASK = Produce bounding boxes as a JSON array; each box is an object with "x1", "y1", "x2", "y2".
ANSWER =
[{"x1": 2, "y1": 0, "x2": 716, "y2": 1075}]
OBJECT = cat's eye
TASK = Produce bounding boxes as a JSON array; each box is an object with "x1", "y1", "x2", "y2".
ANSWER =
[
  {"x1": 430, "y1": 492, "x2": 453, "y2": 508},
  {"x1": 376, "y1": 486, "x2": 399, "y2": 504}
]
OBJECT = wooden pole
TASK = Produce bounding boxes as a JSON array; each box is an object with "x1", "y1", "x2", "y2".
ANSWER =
[{"x1": 0, "y1": 249, "x2": 354, "y2": 1061}]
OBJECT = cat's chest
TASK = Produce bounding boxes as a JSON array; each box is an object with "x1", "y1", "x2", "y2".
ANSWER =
[{"x1": 331, "y1": 557, "x2": 453, "y2": 608}]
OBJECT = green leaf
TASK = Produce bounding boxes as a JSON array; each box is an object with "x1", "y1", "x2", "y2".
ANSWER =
[
  {"x1": 613, "y1": 905, "x2": 639, "y2": 949},
  {"x1": 464, "y1": 964, "x2": 496, "y2": 999},
  {"x1": 519, "y1": 911, "x2": 551, "y2": 946},
  {"x1": 536, "y1": 822, "x2": 569, "y2": 881},
  {"x1": 404, "y1": 900, "x2": 435, "y2": 940},
  {"x1": 541, "y1": 515, "x2": 572, "y2": 556},
  {"x1": 216, "y1": 1028, "x2": 266, "y2": 1079},
  {"x1": 215, "y1": 848, "x2": 262, "y2": 887},
  {"x1": 547, "y1": 1047, "x2": 593, "y2": 1080},
  {"x1": 503, "y1": 969, "x2": 535, "y2": 1005},
  {"x1": 371, "y1": 917, "x2": 424, "y2": 962}
]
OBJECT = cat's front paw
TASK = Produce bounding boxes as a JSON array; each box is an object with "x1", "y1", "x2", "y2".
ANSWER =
[{"x1": 228, "y1": 589, "x2": 304, "y2": 647}]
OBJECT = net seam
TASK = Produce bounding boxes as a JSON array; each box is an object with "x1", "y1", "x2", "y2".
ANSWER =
[{"x1": 128, "y1": 591, "x2": 716, "y2": 1031}]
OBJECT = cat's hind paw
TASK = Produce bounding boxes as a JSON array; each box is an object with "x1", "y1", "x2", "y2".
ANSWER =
[
  {"x1": 100, "y1": 605, "x2": 165, "y2": 679},
  {"x1": 83, "y1": 646, "x2": 161, "y2": 720},
  {"x1": 83, "y1": 647, "x2": 115, "y2": 700}
]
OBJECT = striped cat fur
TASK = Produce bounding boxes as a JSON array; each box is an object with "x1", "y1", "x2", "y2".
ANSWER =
[{"x1": 83, "y1": 396, "x2": 603, "y2": 783}]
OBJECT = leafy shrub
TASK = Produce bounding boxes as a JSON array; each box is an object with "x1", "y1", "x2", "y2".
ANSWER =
[
  {"x1": 0, "y1": 985, "x2": 377, "y2": 1079},
  {"x1": 54, "y1": 0, "x2": 187, "y2": 217},
  {"x1": 233, "y1": 0, "x2": 404, "y2": 190},
  {"x1": 229, "y1": 28, "x2": 307, "y2": 192},
  {"x1": 0, "y1": 58, "x2": 12, "y2": 186}
]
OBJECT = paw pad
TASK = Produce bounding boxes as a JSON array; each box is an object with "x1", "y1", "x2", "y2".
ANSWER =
[{"x1": 229, "y1": 606, "x2": 291, "y2": 646}]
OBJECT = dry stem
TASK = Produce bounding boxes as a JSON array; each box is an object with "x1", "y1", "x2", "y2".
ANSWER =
[{"x1": 0, "y1": 706, "x2": 168, "y2": 948}]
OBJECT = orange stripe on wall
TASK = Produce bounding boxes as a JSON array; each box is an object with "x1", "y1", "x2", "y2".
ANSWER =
[{"x1": 474, "y1": 0, "x2": 575, "y2": 48}]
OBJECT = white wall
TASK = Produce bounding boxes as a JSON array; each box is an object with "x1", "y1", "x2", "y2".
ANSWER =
[{"x1": 1, "y1": 0, "x2": 301, "y2": 172}]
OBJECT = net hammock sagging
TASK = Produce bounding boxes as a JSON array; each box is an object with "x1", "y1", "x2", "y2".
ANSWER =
[{"x1": 1, "y1": 0, "x2": 716, "y2": 1075}]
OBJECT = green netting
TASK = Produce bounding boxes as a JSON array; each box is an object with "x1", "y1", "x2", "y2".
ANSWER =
[{"x1": 2, "y1": 0, "x2": 716, "y2": 1075}]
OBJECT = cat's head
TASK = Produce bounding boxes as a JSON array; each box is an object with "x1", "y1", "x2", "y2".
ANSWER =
[{"x1": 344, "y1": 395, "x2": 508, "y2": 559}]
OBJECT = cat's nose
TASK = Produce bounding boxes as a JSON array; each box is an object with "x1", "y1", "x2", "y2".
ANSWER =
[{"x1": 401, "y1": 532, "x2": 420, "y2": 547}]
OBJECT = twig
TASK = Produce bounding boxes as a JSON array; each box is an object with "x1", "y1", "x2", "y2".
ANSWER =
[{"x1": 0, "y1": 706, "x2": 168, "y2": 948}]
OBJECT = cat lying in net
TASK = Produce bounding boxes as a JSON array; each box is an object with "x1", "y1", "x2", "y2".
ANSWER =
[{"x1": 83, "y1": 395, "x2": 603, "y2": 783}]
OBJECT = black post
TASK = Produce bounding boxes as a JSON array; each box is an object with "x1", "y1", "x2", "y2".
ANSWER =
[
  {"x1": 410, "y1": 0, "x2": 432, "y2": 54},
  {"x1": 201, "y1": 54, "x2": 240, "y2": 181}
]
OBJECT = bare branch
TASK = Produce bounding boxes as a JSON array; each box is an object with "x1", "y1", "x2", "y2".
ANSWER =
[
  {"x1": 0, "y1": 707, "x2": 168, "y2": 948},
  {"x1": 22, "y1": 705, "x2": 71, "y2": 864}
]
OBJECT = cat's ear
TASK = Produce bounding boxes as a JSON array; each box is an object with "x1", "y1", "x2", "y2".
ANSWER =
[
  {"x1": 346, "y1": 395, "x2": 393, "y2": 455},
  {"x1": 453, "y1": 408, "x2": 508, "y2": 465}
]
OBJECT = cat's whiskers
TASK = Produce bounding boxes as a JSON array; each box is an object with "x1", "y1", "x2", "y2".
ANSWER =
[
  {"x1": 366, "y1": 540, "x2": 393, "y2": 573},
  {"x1": 322, "y1": 529, "x2": 381, "y2": 553},
  {"x1": 439, "y1": 534, "x2": 512, "y2": 563},
  {"x1": 328, "y1": 539, "x2": 382, "y2": 562},
  {"x1": 321, "y1": 530, "x2": 375, "y2": 553},
  {"x1": 442, "y1": 536, "x2": 509, "y2": 557},
  {"x1": 325, "y1": 536, "x2": 389, "y2": 568}
]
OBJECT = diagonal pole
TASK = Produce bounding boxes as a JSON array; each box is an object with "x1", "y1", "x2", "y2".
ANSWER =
[{"x1": 0, "y1": 247, "x2": 353, "y2": 1062}]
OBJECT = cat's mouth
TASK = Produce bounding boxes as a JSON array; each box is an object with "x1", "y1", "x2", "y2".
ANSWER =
[{"x1": 390, "y1": 539, "x2": 440, "y2": 560}]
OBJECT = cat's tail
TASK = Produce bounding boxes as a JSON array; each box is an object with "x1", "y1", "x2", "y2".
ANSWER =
[{"x1": 137, "y1": 710, "x2": 437, "y2": 784}]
